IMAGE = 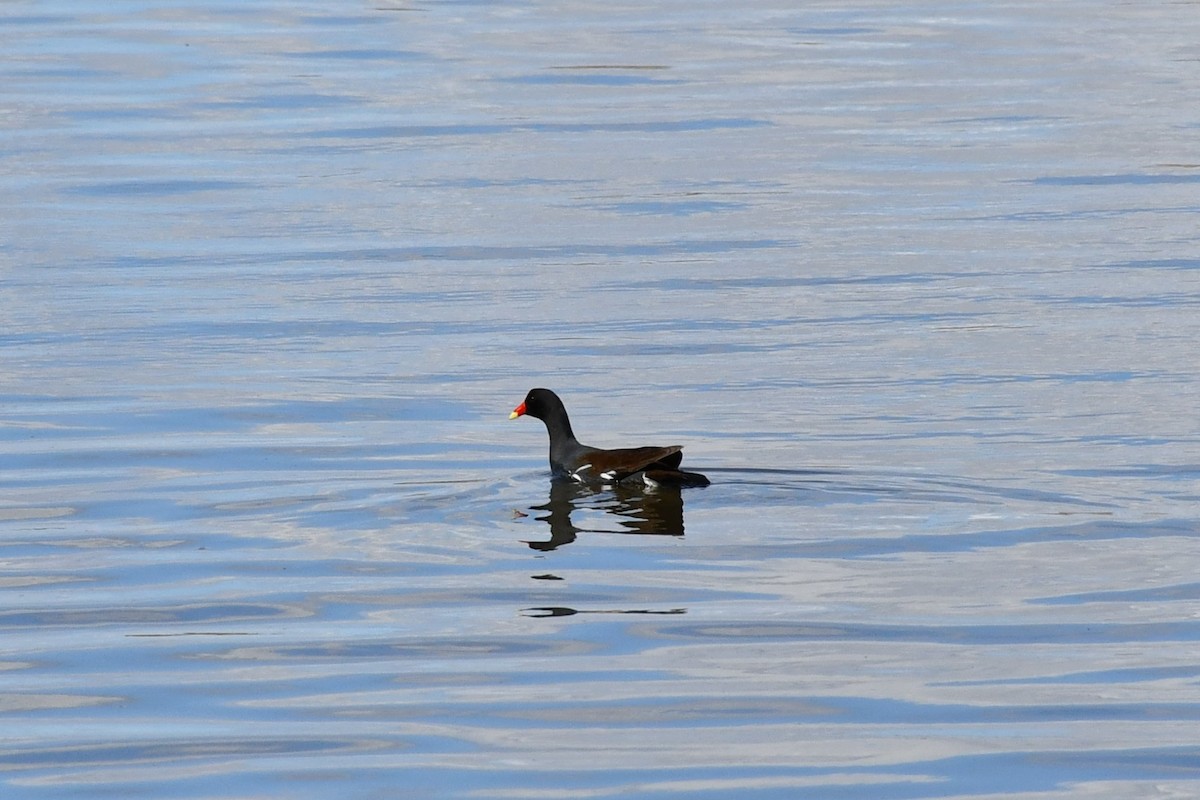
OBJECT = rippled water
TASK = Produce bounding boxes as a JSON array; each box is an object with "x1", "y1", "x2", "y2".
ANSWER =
[{"x1": 4, "y1": 1, "x2": 1200, "y2": 798}]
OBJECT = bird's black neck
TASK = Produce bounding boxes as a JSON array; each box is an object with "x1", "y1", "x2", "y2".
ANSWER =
[
  {"x1": 537, "y1": 406, "x2": 582, "y2": 474},
  {"x1": 539, "y1": 406, "x2": 577, "y2": 448}
]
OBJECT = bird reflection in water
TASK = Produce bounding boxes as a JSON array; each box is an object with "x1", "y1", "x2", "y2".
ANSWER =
[{"x1": 522, "y1": 479, "x2": 687, "y2": 552}]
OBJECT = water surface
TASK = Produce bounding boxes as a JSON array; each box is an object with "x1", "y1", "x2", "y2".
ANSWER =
[{"x1": 3, "y1": 1, "x2": 1200, "y2": 798}]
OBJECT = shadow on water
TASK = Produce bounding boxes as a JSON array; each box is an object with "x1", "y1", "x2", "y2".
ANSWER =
[
  {"x1": 502, "y1": 464, "x2": 1139, "y2": 570},
  {"x1": 512, "y1": 464, "x2": 1119, "y2": 554},
  {"x1": 521, "y1": 479, "x2": 689, "y2": 551},
  {"x1": 515, "y1": 467, "x2": 879, "y2": 553}
]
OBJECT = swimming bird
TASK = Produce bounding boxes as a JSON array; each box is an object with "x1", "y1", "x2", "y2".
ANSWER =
[{"x1": 509, "y1": 388, "x2": 710, "y2": 488}]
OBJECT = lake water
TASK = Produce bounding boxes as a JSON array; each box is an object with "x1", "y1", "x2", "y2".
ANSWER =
[{"x1": 3, "y1": 1, "x2": 1200, "y2": 798}]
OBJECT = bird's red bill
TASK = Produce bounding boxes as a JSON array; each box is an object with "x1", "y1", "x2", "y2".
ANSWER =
[{"x1": 509, "y1": 402, "x2": 526, "y2": 419}]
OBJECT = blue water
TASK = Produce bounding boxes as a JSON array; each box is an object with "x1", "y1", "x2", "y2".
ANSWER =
[{"x1": 3, "y1": 1, "x2": 1200, "y2": 798}]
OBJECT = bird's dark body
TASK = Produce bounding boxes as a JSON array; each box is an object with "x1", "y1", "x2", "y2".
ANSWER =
[{"x1": 511, "y1": 388, "x2": 709, "y2": 488}]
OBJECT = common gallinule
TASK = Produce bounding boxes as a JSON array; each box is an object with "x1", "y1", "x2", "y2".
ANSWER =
[{"x1": 509, "y1": 388, "x2": 710, "y2": 488}]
